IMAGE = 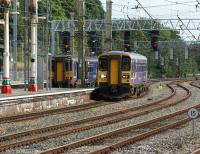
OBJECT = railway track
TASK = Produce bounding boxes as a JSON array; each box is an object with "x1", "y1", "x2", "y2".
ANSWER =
[
  {"x1": 191, "y1": 149, "x2": 200, "y2": 154},
  {"x1": 0, "y1": 82, "x2": 152, "y2": 124},
  {"x1": 0, "y1": 100, "x2": 105, "y2": 124},
  {"x1": 38, "y1": 84, "x2": 194, "y2": 154},
  {"x1": 190, "y1": 81, "x2": 200, "y2": 89},
  {"x1": 88, "y1": 106, "x2": 200, "y2": 154},
  {"x1": 0, "y1": 82, "x2": 191, "y2": 153}
]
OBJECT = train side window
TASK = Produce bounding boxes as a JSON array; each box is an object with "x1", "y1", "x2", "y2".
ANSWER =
[
  {"x1": 122, "y1": 56, "x2": 130, "y2": 71},
  {"x1": 99, "y1": 58, "x2": 108, "y2": 71},
  {"x1": 132, "y1": 62, "x2": 136, "y2": 72}
]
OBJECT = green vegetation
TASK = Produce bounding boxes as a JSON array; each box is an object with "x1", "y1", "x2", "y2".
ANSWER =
[{"x1": 13, "y1": 0, "x2": 200, "y2": 77}]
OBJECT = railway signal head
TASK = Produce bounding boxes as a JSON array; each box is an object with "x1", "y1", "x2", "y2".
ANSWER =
[
  {"x1": 63, "y1": 31, "x2": 70, "y2": 54},
  {"x1": 1, "y1": 0, "x2": 11, "y2": 9},
  {"x1": 149, "y1": 30, "x2": 159, "y2": 51},
  {"x1": 124, "y1": 44, "x2": 131, "y2": 52},
  {"x1": 64, "y1": 44, "x2": 71, "y2": 54},
  {"x1": 29, "y1": 0, "x2": 37, "y2": 14}
]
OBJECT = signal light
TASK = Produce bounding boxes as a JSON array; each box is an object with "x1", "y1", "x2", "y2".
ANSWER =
[
  {"x1": 2, "y1": 0, "x2": 11, "y2": 5},
  {"x1": 88, "y1": 32, "x2": 97, "y2": 54},
  {"x1": 29, "y1": 0, "x2": 37, "y2": 13},
  {"x1": 149, "y1": 30, "x2": 159, "y2": 51},
  {"x1": 63, "y1": 32, "x2": 71, "y2": 54},
  {"x1": 124, "y1": 31, "x2": 131, "y2": 52},
  {"x1": 64, "y1": 44, "x2": 70, "y2": 54},
  {"x1": 124, "y1": 44, "x2": 131, "y2": 52},
  {"x1": 1, "y1": 0, "x2": 11, "y2": 9}
]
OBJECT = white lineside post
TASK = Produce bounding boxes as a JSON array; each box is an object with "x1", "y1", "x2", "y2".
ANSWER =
[
  {"x1": 28, "y1": 0, "x2": 38, "y2": 91},
  {"x1": 2, "y1": 0, "x2": 12, "y2": 94}
]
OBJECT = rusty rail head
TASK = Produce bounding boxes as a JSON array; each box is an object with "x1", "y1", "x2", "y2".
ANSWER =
[
  {"x1": 39, "y1": 105, "x2": 197, "y2": 154},
  {"x1": 89, "y1": 118, "x2": 191, "y2": 154},
  {"x1": 0, "y1": 82, "x2": 191, "y2": 153},
  {"x1": 191, "y1": 149, "x2": 200, "y2": 154},
  {"x1": 0, "y1": 82, "x2": 175, "y2": 143}
]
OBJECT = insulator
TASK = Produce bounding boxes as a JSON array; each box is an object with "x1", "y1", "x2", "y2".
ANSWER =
[
  {"x1": 184, "y1": 47, "x2": 188, "y2": 59},
  {"x1": 170, "y1": 48, "x2": 173, "y2": 60},
  {"x1": 155, "y1": 51, "x2": 159, "y2": 60}
]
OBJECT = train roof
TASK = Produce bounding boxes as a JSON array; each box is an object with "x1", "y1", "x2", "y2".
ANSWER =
[
  {"x1": 99, "y1": 51, "x2": 147, "y2": 61},
  {"x1": 52, "y1": 55, "x2": 97, "y2": 62}
]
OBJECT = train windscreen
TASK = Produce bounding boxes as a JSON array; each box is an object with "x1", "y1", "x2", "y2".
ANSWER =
[
  {"x1": 121, "y1": 56, "x2": 130, "y2": 71},
  {"x1": 99, "y1": 57, "x2": 108, "y2": 71},
  {"x1": 52, "y1": 61, "x2": 55, "y2": 71},
  {"x1": 65, "y1": 60, "x2": 72, "y2": 71}
]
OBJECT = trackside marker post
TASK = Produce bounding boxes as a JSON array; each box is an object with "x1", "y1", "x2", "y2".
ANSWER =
[{"x1": 188, "y1": 108, "x2": 199, "y2": 136}]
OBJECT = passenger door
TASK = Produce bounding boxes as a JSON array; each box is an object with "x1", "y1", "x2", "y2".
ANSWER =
[{"x1": 110, "y1": 59, "x2": 119, "y2": 84}]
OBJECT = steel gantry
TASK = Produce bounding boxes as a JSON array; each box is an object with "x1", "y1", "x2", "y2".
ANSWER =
[
  {"x1": 128, "y1": 41, "x2": 200, "y2": 49},
  {"x1": 50, "y1": 18, "x2": 200, "y2": 32},
  {"x1": 50, "y1": 18, "x2": 200, "y2": 55}
]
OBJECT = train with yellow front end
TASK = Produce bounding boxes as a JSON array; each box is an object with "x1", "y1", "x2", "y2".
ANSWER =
[
  {"x1": 91, "y1": 51, "x2": 148, "y2": 100},
  {"x1": 51, "y1": 55, "x2": 98, "y2": 88}
]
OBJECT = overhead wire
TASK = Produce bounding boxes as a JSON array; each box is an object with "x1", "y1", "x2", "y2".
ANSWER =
[{"x1": 0, "y1": 0, "x2": 198, "y2": 49}]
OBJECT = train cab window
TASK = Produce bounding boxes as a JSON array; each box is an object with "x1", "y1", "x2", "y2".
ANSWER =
[
  {"x1": 99, "y1": 57, "x2": 108, "y2": 71},
  {"x1": 88, "y1": 65, "x2": 93, "y2": 72},
  {"x1": 65, "y1": 60, "x2": 72, "y2": 71},
  {"x1": 122, "y1": 56, "x2": 130, "y2": 71},
  {"x1": 51, "y1": 61, "x2": 56, "y2": 71}
]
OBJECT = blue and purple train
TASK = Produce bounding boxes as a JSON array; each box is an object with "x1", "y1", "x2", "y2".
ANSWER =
[
  {"x1": 92, "y1": 51, "x2": 148, "y2": 100},
  {"x1": 51, "y1": 55, "x2": 98, "y2": 88},
  {"x1": 51, "y1": 51, "x2": 148, "y2": 100}
]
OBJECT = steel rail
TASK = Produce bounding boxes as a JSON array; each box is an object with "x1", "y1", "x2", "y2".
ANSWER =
[
  {"x1": 0, "y1": 83, "x2": 171, "y2": 143},
  {"x1": 89, "y1": 117, "x2": 192, "y2": 154},
  {"x1": 0, "y1": 82, "x2": 152, "y2": 124},
  {"x1": 40, "y1": 105, "x2": 199, "y2": 154},
  {"x1": 0, "y1": 83, "x2": 190, "y2": 152}
]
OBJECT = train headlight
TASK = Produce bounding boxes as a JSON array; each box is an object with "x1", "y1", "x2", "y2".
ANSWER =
[
  {"x1": 122, "y1": 74, "x2": 129, "y2": 79},
  {"x1": 100, "y1": 74, "x2": 107, "y2": 79}
]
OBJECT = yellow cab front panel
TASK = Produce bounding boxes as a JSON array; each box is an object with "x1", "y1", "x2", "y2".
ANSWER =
[
  {"x1": 110, "y1": 59, "x2": 119, "y2": 84},
  {"x1": 56, "y1": 62, "x2": 64, "y2": 82}
]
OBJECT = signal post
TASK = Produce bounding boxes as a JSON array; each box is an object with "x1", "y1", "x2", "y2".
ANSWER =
[
  {"x1": 1, "y1": 0, "x2": 12, "y2": 94},
  {"x1": 28, "y1": 0, "x2": 38, "y2": 91}
]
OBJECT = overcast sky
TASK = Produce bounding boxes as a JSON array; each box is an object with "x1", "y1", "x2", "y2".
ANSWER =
[{"x1": 99, "y1": 0, "x2": 200, "y2": 41}]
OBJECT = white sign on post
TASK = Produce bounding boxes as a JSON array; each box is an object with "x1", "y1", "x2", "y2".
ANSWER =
[
  {"x1": 188, "y1": 108, "x2": 198, "y2": 119},
  {"x1": 187, "y1": 108, "x2": 199, "y2": 136}
]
